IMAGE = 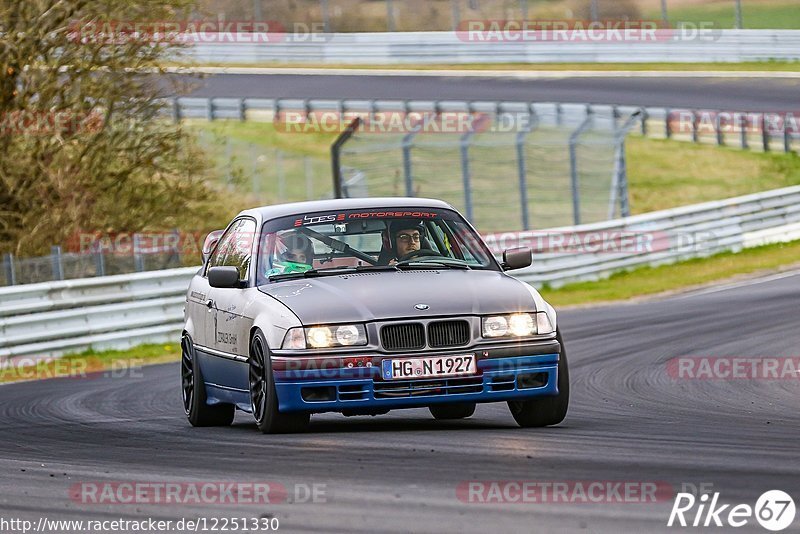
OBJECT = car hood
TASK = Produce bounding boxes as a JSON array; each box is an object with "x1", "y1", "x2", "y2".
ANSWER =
[{"x1": 258, "y1": 269, "x2": 537, "y2": 324}]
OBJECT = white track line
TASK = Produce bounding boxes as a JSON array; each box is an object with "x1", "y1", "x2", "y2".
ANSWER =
[{"x1": 673, "y1": 269, "x2": 800, "y2": 300}]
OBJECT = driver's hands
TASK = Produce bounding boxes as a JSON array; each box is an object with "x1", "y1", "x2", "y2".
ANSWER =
[{"x1": 389, "y1": 258, "x2": 398, "y2": 265}]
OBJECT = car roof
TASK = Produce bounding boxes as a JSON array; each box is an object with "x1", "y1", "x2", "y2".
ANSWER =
[{"x1": 239, "y1": 197, "x2": 456, "y2": 221}]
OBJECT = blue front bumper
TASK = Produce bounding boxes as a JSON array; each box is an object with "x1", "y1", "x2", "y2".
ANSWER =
[{"x1": 274, "y1": 354, "x2": 560, "y2": 413}]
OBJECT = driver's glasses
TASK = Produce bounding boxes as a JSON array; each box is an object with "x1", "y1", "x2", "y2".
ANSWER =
[{"x1": 397, "y1": 232, "x2": 421, "y2": 243}]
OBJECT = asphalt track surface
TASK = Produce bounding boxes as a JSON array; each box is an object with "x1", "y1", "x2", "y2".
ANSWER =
[
  {"x1": 177, "y1": 73, "x2": 800, "y2": 111},
  {"x1": 1, "y1": 270, "x2": 799, "y2": 533}
]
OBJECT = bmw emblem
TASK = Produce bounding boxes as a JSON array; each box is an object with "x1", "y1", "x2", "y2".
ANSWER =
[{"x1": 414, "y1": 304, "x2": 430, "y2": 310}]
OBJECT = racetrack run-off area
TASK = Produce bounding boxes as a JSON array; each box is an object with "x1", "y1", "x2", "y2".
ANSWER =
[{"x1": 1, "y1": 270, "x2": 798, "y2": 533}]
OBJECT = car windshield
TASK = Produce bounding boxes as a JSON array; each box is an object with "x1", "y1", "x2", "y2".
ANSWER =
[{"x1": 256, "y1": 208, "x2": 499, "y2": 284}]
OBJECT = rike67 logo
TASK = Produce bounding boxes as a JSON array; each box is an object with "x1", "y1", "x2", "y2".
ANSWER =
[{"x1": 668, "y1": 490, "x2": 796, "y2": 531}]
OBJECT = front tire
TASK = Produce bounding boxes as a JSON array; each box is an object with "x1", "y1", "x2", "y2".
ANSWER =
[
  {"x1": 429, "y1": 402, "x2": 476, "y2": 420},
  {"x1": 182, "y1": 334, "x2": 235, "y2": 427},
  {"x1": 249, "y1": 330, "x2": 309, "y2": 434},
  {"x1": 507, "y1": 329, "x2": 570, "y2": 428}
]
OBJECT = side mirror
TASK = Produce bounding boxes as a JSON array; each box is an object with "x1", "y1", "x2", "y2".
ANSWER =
[
  {"x1": 208, "y1": 266, "x2": 242, "y2": 289},
  {"x1": 202, "y1": 229, "x2": 225, "y2": 264},
  {"x1": 502, "y1": 247, "x2": 532, "y2": 271}
]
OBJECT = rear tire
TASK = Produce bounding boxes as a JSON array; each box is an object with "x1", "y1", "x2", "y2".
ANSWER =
[
  {"x1": 182, "y1": 334, "x2": 235, "y2": 427},
  {"x1": 429, "y1": 402, "x2": 476, "y2": 420},
  {"x1": 507, "y1": 329, "x2": 570, "y2": 428},
  {"x1": 249, "y1": 330, "x2": 309, "y2": 434}
]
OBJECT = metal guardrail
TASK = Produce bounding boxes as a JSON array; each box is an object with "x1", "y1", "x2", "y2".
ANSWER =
[
  {"x1": 186, "y1": 30, "x2": 800, "y2": 64},
  {"x1": 2, "y1": 186, "x2": 799, "y2": 362}
]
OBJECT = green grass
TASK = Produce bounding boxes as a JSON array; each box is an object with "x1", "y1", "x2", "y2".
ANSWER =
[
  {"x1": 0, "y1": 343, "x2": 180, "y2": 384},
  {"x1": 540, "y1": 239, "x2": 800, "y2": 307},
  {"x1": 644, "y1": 0, "x2": 800, "y2": 29},
  {"x1": 626, "y1": 136, "x2": 800, "y2": 214}
]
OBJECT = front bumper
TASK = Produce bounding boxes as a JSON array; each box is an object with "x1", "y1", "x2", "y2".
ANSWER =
[{"x1": 273, "y1": 349, "x2": 561, "y2": 413}]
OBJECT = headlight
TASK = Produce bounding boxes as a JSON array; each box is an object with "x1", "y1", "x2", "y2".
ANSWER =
[
  {"x1": 482, "y1": 313, "x2": 551, "y2": 338},
  {"x1": 282, "y1": 324, "x2": 368, "y2": 349}
]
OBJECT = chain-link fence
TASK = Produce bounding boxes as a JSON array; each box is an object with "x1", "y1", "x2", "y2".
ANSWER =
[
  {"x1": 337, "y1": 103, "x2": 639, "y2": 233},
  {"x1": 194, "y1": 129, "x2": 333, "y2": 204}
]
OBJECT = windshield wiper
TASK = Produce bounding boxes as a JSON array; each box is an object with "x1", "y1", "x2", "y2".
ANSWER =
[
  {"x1": 395, "y1": 259, "x2": 472, "y2": 269},
  {"x1": 268, "y1": 264, "x2": 398, "y2": 281}
]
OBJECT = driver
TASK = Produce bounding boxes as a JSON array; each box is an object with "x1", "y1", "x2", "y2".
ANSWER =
[
  {"x1": 267, "y1": 231, "x2": 315, "y2": 275},
  {"x1": 388, "y1": 219, "x2": 425, "y2": 264}
]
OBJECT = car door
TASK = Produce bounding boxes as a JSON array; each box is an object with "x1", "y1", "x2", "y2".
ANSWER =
[{"x1": 204, "y1": 217, "x2": 258, "y2": 391}]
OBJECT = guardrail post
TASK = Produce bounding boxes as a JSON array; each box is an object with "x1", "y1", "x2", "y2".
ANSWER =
[
  {"x1": 206, "y1": 98, "x2": 215, "y2": 121},
  {"x1": 3, "y1": 253, "x2": 15, "y2": 286},
  {"x1": 740, "y1": 113, "x2": 749, "y2": 149},
  {"x1": 555, "y1": 103, "x2": 563, "y2": 127},
  {"x1": 238, "y1": 98, "x2": 247, "y2": 121},
  {"x1": 665, "y1": 108, "x2": 672, "y2": 139},
  {"x1": 784, "y1": 115, "x2": 791, "y2": 153},
  {"x1": 94, "y1": 250, "x2": 105, "y2": 277},
  {"x1": 762, "y1": 114, "x2": 770, "y2": 152},
  {"x1": 640, "y1": 108, "x2": 648, "y2": 136},
  {"x1": 51, "y1": 246, "x2": 63, "y2": 281},
  {"x1": 172, "y1": 98, "x2": 181, "y2": 123}
]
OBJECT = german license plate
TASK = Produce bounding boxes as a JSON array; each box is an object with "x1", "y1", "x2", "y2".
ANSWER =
[{"x1": 381, "y1": 354, "x2": 476, "y2": 380}]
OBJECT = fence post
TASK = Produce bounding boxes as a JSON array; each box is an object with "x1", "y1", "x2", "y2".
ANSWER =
[
  {"x1": 251, "y1": 144, "x2": 260, "y2": 199},
  {"x1": 305, "y1": 156, "x2": 314, "y2": 200},
  {"x1": 277, "y1": 150, "x2": 285, "y2": 202},
  {"x1": 451, "y1": 0, "x2": 460, "y2": 31},
  {"x1": 568, "y1": 112, "x2": 594, "y2": 226},
  {"x1": 239, "y1": 98, "x2": 247, "y2": 121},
  {"x1": 520, "y1": 0, "x2": 528, "y2": 19},
  {"x1": 515, "y1": 106, "x2": 538, "y2": 230},
  {"x1": 608, "y1": 111, "x2": 641, "y2": 219},
  {"x1": 762, "y1": 114, "x2": 770, "y2": 152},
  {"x1": 401, "y1": 123, "x2": 423, "y2": 197},
  {"x1": 691, "y1": 110, "x2": 699, "y2": 143},
  {"x1": 51, "y1": 245, "x2": 64, "y2": 281},
  {"x1": 320, "y1": 0, "x2": 331, "y2": 32},
  {"x1": 387, "y1": 0, "x2": 395, "y2": 31},
  {"x1": 459, "y1": 129, "x2": 476, "y2": 222},
  {"x1": 331, "y1": 118, "x2": 362, "y2": 199},
  {"x1": 3, "y1": 253, "x2": 15, "y2": 286},
  {"x1": 734, "y1": 0, "x2": 743, "y2": 29},
  {"x1": 716, "y1": 112, "x2": 724, "y2": 146}
]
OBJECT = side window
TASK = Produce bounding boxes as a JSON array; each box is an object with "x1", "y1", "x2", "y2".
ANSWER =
[{"x1": 206, "y1": 219, "x2": 257, "y2": 281}]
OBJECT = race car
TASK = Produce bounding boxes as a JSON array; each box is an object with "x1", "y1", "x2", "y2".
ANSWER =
[{"x1": 181, "y1": 197, "x2": 569, "y2": 433}]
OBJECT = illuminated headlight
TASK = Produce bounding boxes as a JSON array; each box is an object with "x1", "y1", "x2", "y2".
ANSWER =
[
  {"x1": 482, "y1": 313, "x2": 549, "y2": 338},
  {"x1": 282, "y1": 325, "x2": 367, "y2": 349}
]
